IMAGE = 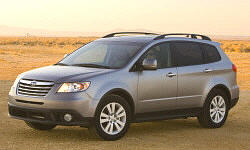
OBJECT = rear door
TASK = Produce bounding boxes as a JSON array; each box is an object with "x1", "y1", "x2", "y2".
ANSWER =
[{"x1": 173, "y1": 41, "x2": 210, "y2": 109}]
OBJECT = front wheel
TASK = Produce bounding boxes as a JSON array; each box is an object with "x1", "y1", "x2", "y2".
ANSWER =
[
  {"x1": 88, "y1": 94, "x2": 131, "y2": 141},
  {"x1": 198, "y1": 89, "x2": 229, "y2": 128},
  {"x1": 25, "y1": 121, "x2": 56, "y2": 130}
]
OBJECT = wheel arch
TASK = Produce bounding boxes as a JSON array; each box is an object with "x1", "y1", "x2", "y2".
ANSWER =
[
  {"x1": 95, "y1": 88, "x2": 135, "y2": 117},
  {"x1": 204, "y1": 84, "x2": 232, "y2": 107}
]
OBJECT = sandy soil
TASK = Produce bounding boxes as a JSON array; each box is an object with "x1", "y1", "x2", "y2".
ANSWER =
[{"x1": 0, "y1": 81, "x2": 249, "y2": 150}]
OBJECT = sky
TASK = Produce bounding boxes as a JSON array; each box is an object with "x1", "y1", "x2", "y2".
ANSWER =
[{"x1": 0, "y1": 0, "x2": 250, "y2": 36}]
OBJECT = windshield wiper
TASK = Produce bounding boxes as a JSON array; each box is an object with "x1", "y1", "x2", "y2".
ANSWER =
[
  {"x1": 71, "y1": 63, "x2": 111, "y2": 69},
  {"x1": 54, "y1": 63, "x2": 70, "y2": 66}
]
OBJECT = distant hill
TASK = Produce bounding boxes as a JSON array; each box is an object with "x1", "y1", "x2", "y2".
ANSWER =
[
  {"x1": 0, "y1": 25, "x2": 249, "y2": 40},
  {"x1": 210, "y1": 35, "x2": 250, "y2": 40},
  {"x1": 0, "y1": 25, "x2": 99, "y2": 37}
]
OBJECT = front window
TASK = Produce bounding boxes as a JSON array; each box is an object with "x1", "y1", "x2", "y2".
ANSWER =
[
  {"x1": 144, "y1": 42, "x2": 173, "y2": 69},
  {"x1": 57, "y1": 41, "x2": 142, "y2": 69}
]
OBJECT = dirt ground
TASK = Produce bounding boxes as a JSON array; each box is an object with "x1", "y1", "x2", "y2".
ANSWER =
[{"x1": 0, "y1": 38, "x2": 249, "y2": 149}]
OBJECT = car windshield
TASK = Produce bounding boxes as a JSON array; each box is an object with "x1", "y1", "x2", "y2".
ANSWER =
[{"x1": 57, "y1": 41, "x2": 142, "y2": 69}]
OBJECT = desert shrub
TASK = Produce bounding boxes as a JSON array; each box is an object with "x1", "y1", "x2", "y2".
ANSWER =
[
  {"x1": 0, "y1": 37, "x2": 97, "y2": 47},
  {"x1": 9, "y1": 41, "x2": 20, "y2": 45},
  {"x1": 58, "y1": 42, "x2": 65, "y2": 45},
  {"x1": 242, "y1": 47, "x2": 250, "y2": 52},
  {"x1": 2, "y1": 37, "x2": 249, "y2": 52}
]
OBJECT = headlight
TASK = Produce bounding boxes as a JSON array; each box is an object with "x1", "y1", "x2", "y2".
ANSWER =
[{"x1": 57, "y1": 82, "x2": 91, "y2": 93}]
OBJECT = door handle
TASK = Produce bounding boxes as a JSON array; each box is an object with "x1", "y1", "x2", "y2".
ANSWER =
[
  {"x1": 167, "y1": 72, "x2": 176, "y2": 77},
  {"x1": 204, "y1": 69, "x2": 213, "y2": 73}
]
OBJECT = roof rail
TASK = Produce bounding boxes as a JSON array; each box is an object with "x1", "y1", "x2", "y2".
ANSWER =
[
  {"x1": 153, "y1": 33, "x2": 211, "y2": 41},
  {"x1": 102, "y1": 32, "x2": 159, "y2": 38}
]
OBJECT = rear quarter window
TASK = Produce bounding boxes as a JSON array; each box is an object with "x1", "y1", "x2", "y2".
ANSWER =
[{"x1": 201, "y1": 44, "x2": 221, "y2": 63}]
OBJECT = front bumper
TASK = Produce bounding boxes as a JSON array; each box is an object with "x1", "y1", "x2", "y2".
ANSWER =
[
  {"x1": 8, "y1": 103, "x2": 93, "y2": 126},
  {"x1": 9, "y1": 84, "x2": 98, "y2": 118}
]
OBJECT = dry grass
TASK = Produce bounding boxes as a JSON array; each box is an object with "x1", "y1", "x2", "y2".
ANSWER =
[
  {"x1": 226, "y1": 52, "x2": 250, "y2": 90},
  {"x1": 218, "y1": 40, "x2": 250, "y2": 53},
  {"x1": 0, "y1": 36, "x2": 97, "y2": 47},
  {"x1": 0, "y1": 36, "x2": 249, "y2": 52},
  {"x1": 0, "y1": 37, "x2": 94, "y2": 81}
]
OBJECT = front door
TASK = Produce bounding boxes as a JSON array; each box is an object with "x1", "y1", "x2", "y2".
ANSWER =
[{"x1": 137, "y1": 42, "x2": 178, "y2": 113}]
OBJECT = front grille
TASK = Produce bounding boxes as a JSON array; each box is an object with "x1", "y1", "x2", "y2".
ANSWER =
[
  {"x1": 16, "y1": 99, "x2": 44, "y2": 105},
  {"x1": 9, "y1": 106, "x2": 51, "y2": 121},
  {"x1": 17, "y1": 79, "x2": 54, "y2": 97}
]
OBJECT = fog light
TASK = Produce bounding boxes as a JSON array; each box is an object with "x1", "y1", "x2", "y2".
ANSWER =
[{"x1": 64, "y1": 114, "x2": 72, "y2": 122}]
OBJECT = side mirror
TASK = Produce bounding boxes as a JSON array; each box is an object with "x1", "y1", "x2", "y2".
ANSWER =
[
  {"x1": 142, "y1": 58, "x2": 157, "y2": 70},
  {"x1": 64, "y1": 54, "x2": 69, "y2": 58}
]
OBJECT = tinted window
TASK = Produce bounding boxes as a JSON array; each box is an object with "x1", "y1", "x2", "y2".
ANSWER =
[
  {"x1": 174, "y1": 42, "x2": 203, "y2": 66},
  {"x1": 145, "y1": 43, "x2": 172, "y2": 69},
  {"x1": 201, "y1": 44, "x2": 221, "y2": 63}
]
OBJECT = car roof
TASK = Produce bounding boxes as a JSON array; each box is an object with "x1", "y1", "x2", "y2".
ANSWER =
[
  {"x1": 95, "y1": 35, "x2": 220, "y2": 46},
  {"x1": 161, "y1": 37, "x2": 220, "y2": 46},
  {"x1": 95, "y1": 35, "x2": 157, "y2": 44}
]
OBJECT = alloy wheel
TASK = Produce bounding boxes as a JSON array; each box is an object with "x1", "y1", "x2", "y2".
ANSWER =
[
  {"x1": 99, "y1": 102, "x2": 126, "y2": 135},
  {"x1": 209, "y1": 96, "x2": 226, "y2": 123}
]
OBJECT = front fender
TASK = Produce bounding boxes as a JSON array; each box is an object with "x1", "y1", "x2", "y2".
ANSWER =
[{"x1": 84, "y1": 71, "x2": 138, "y2": 117}]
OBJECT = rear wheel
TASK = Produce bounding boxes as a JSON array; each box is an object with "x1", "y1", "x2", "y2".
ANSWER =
[
  {"x1": 88, "y1": 94, "x2": 131, "y2": 141},
  {"x1": 25, "y1": 121, "x2": 56, "y2": 130},
  {"x1": 198, "y1": 89, "x2": 229, "y2": 128}
]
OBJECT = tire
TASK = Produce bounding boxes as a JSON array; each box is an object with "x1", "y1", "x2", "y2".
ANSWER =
[
  {"x1": 25, "y1": 121, "x2": 56, "y2": 130},
  {"x1": 88, "y1": 94, "x2": 131, "y2": 141},
  {"x1": 198, "y1": 89, "x2": 229, "y2": 128}
]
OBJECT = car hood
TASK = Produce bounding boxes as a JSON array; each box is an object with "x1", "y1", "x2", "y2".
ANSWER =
[{"x1": 20, "y1": 65, "x2": 115, "y2": 83}]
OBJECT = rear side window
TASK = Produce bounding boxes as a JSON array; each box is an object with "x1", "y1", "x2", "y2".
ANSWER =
[
  {"x1": 173, "y1": 42, "x2": 203, "y2": 66},
  {"x1": 201, "y1": 44, "x2": 221, "y2": 63}
]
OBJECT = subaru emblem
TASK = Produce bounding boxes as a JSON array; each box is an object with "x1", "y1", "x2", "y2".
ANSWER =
[{"x1": 30, "y1": 81, "x2": 37, "y2": 87}]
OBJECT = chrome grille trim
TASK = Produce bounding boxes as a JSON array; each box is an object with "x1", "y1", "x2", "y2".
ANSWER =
[
  {"x1": 18, "y1": 84, "x2": 51, "y2": 89},
  {"x1": 18, "y1": 87, "x2": 50, "y2": 92},
  {"x1": 19, "y1": 79, "x2": 54, "y2": 86},
  {"x1": 17, "y1": 79, "x2": 54, "y2": 97}
]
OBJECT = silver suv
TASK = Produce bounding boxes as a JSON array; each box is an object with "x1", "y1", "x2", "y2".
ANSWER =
[{"x1": 8, "y1": 32, "x2": 239, "y2": 140}]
